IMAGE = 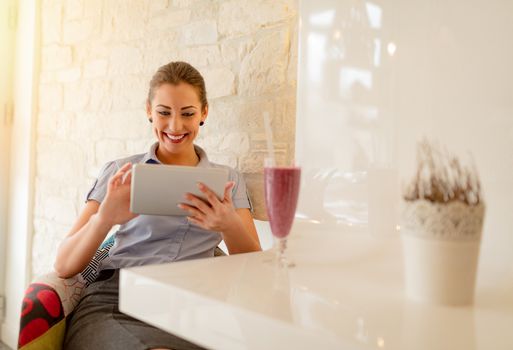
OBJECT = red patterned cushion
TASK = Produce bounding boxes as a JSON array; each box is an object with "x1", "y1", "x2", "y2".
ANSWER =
[{"x1": 18, "y1": 283, "x2": 64, "y2": 348}]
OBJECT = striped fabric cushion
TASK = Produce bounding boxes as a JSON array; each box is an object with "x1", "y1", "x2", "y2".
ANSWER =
[{"x1": 79, "y1": 235, "x2": 115, "y2": 285}]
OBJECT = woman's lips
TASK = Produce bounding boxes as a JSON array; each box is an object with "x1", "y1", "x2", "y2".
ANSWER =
[{"x1": 164, "y1": 132, "x2": 188, "y2": 144}]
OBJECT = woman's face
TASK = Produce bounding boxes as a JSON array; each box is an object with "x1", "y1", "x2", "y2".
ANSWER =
[{"x1": 147, "y1": 82, "x2": 207, "y2": 157}]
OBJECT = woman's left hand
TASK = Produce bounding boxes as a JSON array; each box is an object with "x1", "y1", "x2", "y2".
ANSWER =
[{"x1": 179, "y1": 182, "x2": 242, "y2": 232}]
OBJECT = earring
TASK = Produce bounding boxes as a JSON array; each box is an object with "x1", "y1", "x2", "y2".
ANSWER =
[
  {"x1": 200, "y1": 121, "x2": 204, "y2": 126},
  {"x1": 148, "y1": 118, "x2": 153, "y2": 123}
]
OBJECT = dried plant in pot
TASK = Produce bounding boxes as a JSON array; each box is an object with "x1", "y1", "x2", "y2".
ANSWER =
[{"x1": 401, "y1": 139, "x2": 485, "y2": 305}]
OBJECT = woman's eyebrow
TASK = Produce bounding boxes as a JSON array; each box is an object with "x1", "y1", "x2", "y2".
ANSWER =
[
  {"x1": 156, "y1": 104, "x2": 171, "y2": 109},
  {"x1": 181, "y1": 105, "x2": 197, "y2": 110}
]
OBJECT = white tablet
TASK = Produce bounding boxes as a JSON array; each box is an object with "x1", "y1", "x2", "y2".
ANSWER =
[{"x1": 130, "y1": 163, "x2": 229, "y2": 216}]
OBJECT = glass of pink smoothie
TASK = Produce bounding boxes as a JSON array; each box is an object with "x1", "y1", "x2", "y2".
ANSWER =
[{"x1": 264, "y1": 158, "x2": 301, "y2": 267}]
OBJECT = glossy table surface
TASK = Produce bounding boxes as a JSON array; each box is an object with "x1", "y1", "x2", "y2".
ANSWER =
[{"x1": 119, "y1": 230, "x2": 513, "y2": 350}]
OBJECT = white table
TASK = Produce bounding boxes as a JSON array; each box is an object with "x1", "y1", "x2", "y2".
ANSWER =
[{"x1": 119, "y1": 230, "x2": 513, "y2": 350}]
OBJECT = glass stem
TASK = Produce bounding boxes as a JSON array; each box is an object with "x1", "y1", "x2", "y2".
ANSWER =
[{"x1": 277, "y1": 238, "x2": 287, "y2": 265}]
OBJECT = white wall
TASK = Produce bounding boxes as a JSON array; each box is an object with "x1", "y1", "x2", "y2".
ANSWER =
[
  {"x1": 0, "y1": 0, "x2": 16, "y2": 305},
  {"x1": 1, "y1": 0, "x2": 39, "y2": 347},
  {"x1": 295, "y1": 0, "x2": 513, "y2": 271}
]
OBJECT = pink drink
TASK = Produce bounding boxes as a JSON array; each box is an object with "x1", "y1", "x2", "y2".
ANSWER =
[{"x1": 264, "y1": 167, "x2": 301, "y2": 238}]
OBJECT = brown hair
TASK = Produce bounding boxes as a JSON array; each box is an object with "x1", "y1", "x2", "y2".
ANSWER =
[{"x1": 147, "y1": 61, "x2": 208, "y2": 110}]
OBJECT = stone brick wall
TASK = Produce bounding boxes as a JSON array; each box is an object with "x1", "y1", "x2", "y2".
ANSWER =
[{"x1": 33, "y1": 0, "x2": 298, "y2": 276}]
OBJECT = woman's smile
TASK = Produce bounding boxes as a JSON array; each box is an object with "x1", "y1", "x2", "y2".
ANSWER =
[{"x1": 163, "y1": 132, "x2": 189, "y2": 144}]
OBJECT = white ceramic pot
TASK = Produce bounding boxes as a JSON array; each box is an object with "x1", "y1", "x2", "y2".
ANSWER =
[{"x1": 401, "y1": 200, "x2": 485, "y2": 306}]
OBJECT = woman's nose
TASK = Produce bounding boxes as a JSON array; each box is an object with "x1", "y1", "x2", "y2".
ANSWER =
[{"x1": 168, "y1": 114, "x2": 182, "y2": 131}]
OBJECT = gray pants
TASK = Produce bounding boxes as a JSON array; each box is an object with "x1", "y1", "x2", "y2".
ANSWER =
[{"x1": 64, "y1": 269, "x2": 207, "y2": 350}]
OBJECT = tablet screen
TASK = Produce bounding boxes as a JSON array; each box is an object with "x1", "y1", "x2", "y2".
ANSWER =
[{"x1": 130, "y1": 163, "x2": 229, "y2": 216}]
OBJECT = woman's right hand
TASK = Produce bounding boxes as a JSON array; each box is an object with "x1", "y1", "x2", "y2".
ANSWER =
[{"x1": 97, "y1": 162, "x2": 139, "y2": 226}]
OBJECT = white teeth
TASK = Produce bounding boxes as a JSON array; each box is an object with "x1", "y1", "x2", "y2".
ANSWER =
[{"x1": 166, "y1": 133, "x2": 186, "y2": 140}]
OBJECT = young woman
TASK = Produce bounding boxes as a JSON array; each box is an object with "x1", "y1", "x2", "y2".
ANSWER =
[{"x1": 55, "y1": 61, "x2": 261, "y2": 350}]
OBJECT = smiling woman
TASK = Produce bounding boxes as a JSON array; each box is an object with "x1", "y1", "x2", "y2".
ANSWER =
[{"x1": 53, "y1": 61, "x2": 262, "y2": 350}]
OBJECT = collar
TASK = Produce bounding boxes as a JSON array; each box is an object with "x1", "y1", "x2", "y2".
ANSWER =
[{"x1": 141, "y1": 142, "x2": 210, "y2": 167}]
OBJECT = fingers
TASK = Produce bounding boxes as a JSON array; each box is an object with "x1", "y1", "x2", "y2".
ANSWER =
[
  {"x1": 178, "y1": 203, "x2": 206, "y2": 221},
  {"x1": 181, "y1": 182, "x2": 237, "y2": 232},
  {"x1": 186, "y1": 216, "x2": 206, "y2": 229},
  {"x1": 108, "y1": 163, "x2": 132, "y2": 186},
  {"x1": 197, "y1": 182, "x2": 221, "y2": 206},
  {"x1": 183, "y1": 193, "x2": 214, "y2": 216},
  {"x1": 179, "y1": 204, "x2": 207, "y2": 228},
  {"x1": 110, "y1": 163, "x2": 131, "y2": 180},
  {"x1": 223, "y1": 182, "x2": 235, "y2": 203},
  {"x1": 108, "y1": 171, "x2": 124, "y2": 187},
  {"x1": 122, "y1": 168, "x2": 133, "y2": 185},
  {"x1": 116, "y1": 162, "x2": 132, "y2": 176}
]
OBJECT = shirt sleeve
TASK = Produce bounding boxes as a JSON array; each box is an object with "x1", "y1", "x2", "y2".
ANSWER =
[
  {"x1": 84, "y1": 161, "x2": 119, "y2": 203},
  {"x1": 229, "y1": 168, "x2": 253, "y2": 211}
]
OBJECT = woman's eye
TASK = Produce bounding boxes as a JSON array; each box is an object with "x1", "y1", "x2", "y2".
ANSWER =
[
  {"x1": 157, "y1": 110, "x2": 170, "y2": 116},
  {"x1": 182, "y1": 112, "x2": 195, "y2": 117}
]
